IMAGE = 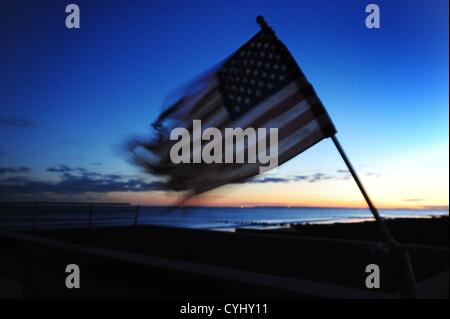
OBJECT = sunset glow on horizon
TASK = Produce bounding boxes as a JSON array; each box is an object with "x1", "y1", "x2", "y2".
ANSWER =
[{"x1": 109, "y1": 139, "x2": 449, "y2": 210}]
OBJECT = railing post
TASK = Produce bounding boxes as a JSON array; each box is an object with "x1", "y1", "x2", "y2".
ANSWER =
[
  {"x1": 88, "y1": 203, "x2": 94, "y2": 228},
  {"x1": 134, "y1": 205, "x2": 140, "y2": 226},
  {"x1": 32, "y1": 202, "x2": 38, "y2": 231}
]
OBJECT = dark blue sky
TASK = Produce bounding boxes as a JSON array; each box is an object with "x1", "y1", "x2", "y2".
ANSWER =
[{"x1": 0, "y1": 0, "x2": 448, "y2": 207}]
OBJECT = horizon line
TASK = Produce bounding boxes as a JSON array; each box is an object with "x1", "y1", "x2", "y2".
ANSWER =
[{"x1": 2, "y1": 201, "x2": 448, "y2": 211}]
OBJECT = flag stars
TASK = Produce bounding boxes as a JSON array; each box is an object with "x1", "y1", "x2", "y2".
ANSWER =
[
  {"x1": 228, "y1": 67, "x2": 237, "y2": 75},
  {"x1": 219, "y1": 31, "x2": 297, "y2": 118}
]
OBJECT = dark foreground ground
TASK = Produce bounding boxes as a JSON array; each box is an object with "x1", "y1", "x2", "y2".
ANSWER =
[
  {"x1": 237, "y1": 216, "x2": 449, "y2": 247},
  {"x1": 0, "y1": 216, "x2": 448, "y2": 298}
]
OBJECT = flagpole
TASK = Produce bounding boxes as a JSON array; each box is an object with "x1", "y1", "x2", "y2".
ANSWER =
[
  {"x1": 331, "y1": 134, "x2": 419, "y2": 298},
  {"x1": 331, "y1": 135, "x2": 395, "y2": 244},
  {"x1": 257, "y1": 15, "x2": 419, "y2": 298}
]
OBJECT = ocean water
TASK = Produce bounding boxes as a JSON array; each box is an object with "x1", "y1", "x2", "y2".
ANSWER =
[
  {"x1": 136, "y1": 207, "x2": 449, "y2": 230},
  {"x1": 1, "y1": 205, "x2": 447, "y2": 231}
]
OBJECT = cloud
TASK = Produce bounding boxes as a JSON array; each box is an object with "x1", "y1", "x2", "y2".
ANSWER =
[
  {"x1": 365, "y1": 172, "x2": 382, "y2": 177},
  {"x1": 307, "y1": 173, "x2": 333, "y2": 183},
  {"x1": 46, "y1": 165, "x2": 74, "y2": 173},
  {"x1": 422, "y1": 205, "x2": 449, "y2": 211},
  {"x1": 0, "y1": 117, "x2": 35, "y2": 128},
  {"x1": 46, "y1": 165, "x2": 102, "y2": 178},
  {"x1": 403, "y1": 198, "x2": 423, "y2": 202},
  {"x1": 244, "y1": 177, "x2": 290, "y2": 184},
  {"x1": 0, "y1": 165, "x2": 165, "y2": 198},
  {"x1": 0, "y1": 166, "x2": 31, "y2": 174},
  {"x1": 243, "y1": 170, "x2": 352, "y2": 184}
]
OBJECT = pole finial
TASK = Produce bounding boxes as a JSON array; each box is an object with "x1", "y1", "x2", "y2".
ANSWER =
[{"x1": 256, "y1": 15, "x2": 272, "y2": 33}]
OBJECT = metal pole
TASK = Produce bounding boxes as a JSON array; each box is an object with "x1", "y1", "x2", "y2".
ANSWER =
[
  {"x1": 255, "y1": 15, "x2": 418, "y2": 298},
  {"x1": 331, "y1": 135, "x2": 396, "y2": 245},
  {"x1": 331, "y1": 135, "x2": 419, "y2": 298}
]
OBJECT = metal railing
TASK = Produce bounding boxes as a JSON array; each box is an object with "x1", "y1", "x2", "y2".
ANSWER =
[{"x1": 0, "y1": 202, "x2": 141, "y2": 231}]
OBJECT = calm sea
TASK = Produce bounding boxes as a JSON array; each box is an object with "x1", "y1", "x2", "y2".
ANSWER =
[
  {"x1": 1, "y1": 206, "x2": 446, "y2": 231},
  {"x1": 136, "y1": 207, "x2": 449, "y2": 230}
]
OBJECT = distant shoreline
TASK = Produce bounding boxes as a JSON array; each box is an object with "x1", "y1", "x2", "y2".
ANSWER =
[{"x1": 211, "y1": 213, "x2": 449, "y2": 232}]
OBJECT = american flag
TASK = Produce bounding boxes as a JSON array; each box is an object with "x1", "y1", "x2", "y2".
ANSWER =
[{"x1": 129, "y1": 17, "x2": 336, "y2": 197}]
